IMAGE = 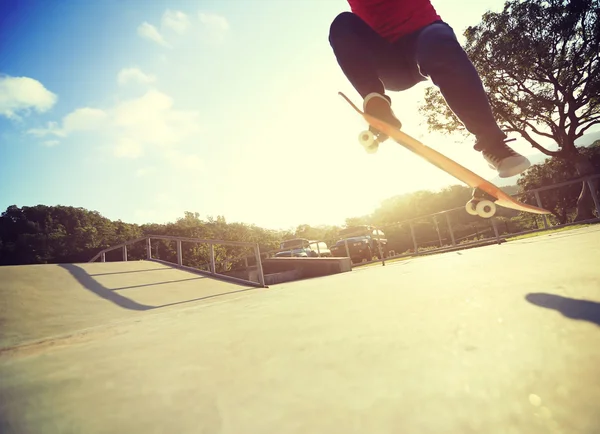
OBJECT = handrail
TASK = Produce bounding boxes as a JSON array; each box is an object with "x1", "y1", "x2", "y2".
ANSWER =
[
  {"x1": 88, "y1": 235, "x2": 266, "y2": 288},
  {"x1": 88, "y1": 237, "x2": 148, "y2": 263},
  {"x1": 519, "y1": 173, "x2": 600, "y2": 194}
]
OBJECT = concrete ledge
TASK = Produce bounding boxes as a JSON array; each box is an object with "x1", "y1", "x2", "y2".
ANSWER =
[
  {"x1": 264, "y1": 270, "x2": 302, "y2": 285},
  {"x1": 262, "y1": 257, "x2": 352, "y2": 280}
]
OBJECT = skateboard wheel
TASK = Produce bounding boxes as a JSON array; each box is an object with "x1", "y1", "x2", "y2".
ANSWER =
[
  {"x1": 465, "y1": 201, "x2": 478, "y2": 216},
  {"x1": 358, "y1": 130, "x2": 378, "y2": 154},
  {"x1": 476, "y1": 200, "x2": 496, "y2": 218},
  {"x1": 364, "y1": 143, "x2": 379, "y2": 154},
  {"x1": 358, "y1": 130, "x2": 375, "y2": 148}
]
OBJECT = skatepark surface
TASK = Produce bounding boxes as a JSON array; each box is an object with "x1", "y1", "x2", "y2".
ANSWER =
[{"x1": 1, "y1": 226, "x2": 599, "y2": 433}]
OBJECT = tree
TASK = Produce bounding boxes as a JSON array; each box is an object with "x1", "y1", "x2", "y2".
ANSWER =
[
  {"x1": 0, "y1": 205, "x2": 138, "y2": 265},
  {"x1": 419, "y1": 0, "x2": 600, "y2": 220}
]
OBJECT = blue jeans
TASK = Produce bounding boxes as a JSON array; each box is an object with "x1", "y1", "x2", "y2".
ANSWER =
[{"x1": 329, "y1": 12, "x2": 505, "y2": 143}]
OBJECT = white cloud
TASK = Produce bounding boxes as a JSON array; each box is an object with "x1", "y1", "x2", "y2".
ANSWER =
[
  {"x1": 135, "y1": 167, "x2": 155, "y2": 177},
  {"x1": 28, "y1": 121, "x2": 64, "y2": 138},
  {"x1": 0, "y1": 75, "x2": 57, "y2": 119},
  {"x1": 27, "y1": 88, "x2": 201, "y2": 162},
  {"x1": 198, "y1": 12, "x2": 230, "y2": 42},
  {"x1": 63, "y1": 107, "x2": 108, "y2": 132},
  {"x1": 198, "y1": 12, "x2": 229, "y2": 31},
  {"x1": 165, "y1": 149, "x2": 203, "y2": 170},
  {"x1": 162, "y1": 10, "x2": 190, "y2": 34},
  {"x1": 112, "y1": 89, "x2": 201, "y2": 148},
  {"x1": 137, "y1": 10, "x2": 229, "y2": 49},
  {"x1": 28, "y1": 107, "x2": 108, "y2": 138},
  {"x1": 43, "y1": 140, "x2": 60, "y2": 147},
  {"x1": 117, "y1": 67, "x2": 156, "y2": 86},
  {"x1": 114, "y1": 137, "x2": 143, "y2": 158},
  {"x1": 137, "y1": 22, "x2": 170, "y2": 47}
]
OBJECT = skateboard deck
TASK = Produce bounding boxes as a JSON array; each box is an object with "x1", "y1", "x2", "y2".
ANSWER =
[{"x1": 339, "y1": 91, "x2": 551, "y2": 217}]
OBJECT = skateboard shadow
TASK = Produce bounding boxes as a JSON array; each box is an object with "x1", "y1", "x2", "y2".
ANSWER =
[{"x1": 526, "y1": 293, "x2": 600, "y2": 327}]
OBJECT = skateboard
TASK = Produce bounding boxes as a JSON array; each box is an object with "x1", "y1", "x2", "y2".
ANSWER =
[{"x1": 339, "y1": 91, "x2": 552, "y2": 218}]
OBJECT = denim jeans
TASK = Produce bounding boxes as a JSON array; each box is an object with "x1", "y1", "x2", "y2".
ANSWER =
[{"x1": 328, "y1": 12, "x2": 505, "y2": 142}]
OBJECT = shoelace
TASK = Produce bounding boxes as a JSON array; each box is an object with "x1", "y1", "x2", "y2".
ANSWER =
[{"x1": 482, "y1": 141, "x2": 521, "y2": 167}]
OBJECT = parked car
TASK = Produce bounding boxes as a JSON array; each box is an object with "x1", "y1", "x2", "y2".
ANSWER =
[
  {"x1": 275, "y1": 238, "x2": 332, "y2": 258},
  {"x1": 330, "y1": 225, "x2": 388, "y2": 263}
]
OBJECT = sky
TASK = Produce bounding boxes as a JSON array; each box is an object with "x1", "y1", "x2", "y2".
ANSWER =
[{"x1": 0, "y1": 0, "x2": 594, "y2": 231}]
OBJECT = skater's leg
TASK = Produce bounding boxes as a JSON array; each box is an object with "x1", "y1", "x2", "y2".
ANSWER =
[
  {"x1": 329, "y1": 12, "x2": 391, "y2": 101},
  {"x1": 413, "y1": 22, "x2": 504, "y2": 141},
  {"x1": 329, "y1": 12, "x2": 410, "y2": 132},
  {"x1": 329, "y1": 13, "x2": 423, "y2": 97},
  {"x1": 413, "y1": 22, "x2": 530, "y2": 177}
]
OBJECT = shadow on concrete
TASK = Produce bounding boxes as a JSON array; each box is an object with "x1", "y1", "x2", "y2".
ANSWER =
[
  {"x1": 90, "y1": 268, "x2": 176, "y2": 277},
  {"x1": 113, "y1": 277, "x2": 204, "y2": 291},
  {"x1": 59, "y1": 264, "x2": 261, "y2": 312},
  {"x1": 59, "y1": 264, "x2": 154, "y2": 311},
  {"x1": 159, "y1": 286, "x2": 264, "y2": 309},
  {"x1": 526, "y1": 293, "x2": 600, "y2": 327}
]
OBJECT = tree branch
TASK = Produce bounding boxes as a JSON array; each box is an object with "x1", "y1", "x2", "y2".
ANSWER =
[
  {"x1": 577, "y1": 116, "x2": 600, "y2": 136},
  {"x1": 494, "y1": 86, "x2": 557, "y2": 129},
  {"x1": 498, "y1": 112, "x2": 561, "y2": 157}
]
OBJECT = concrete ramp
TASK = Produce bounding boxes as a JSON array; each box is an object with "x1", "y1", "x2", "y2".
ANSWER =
[
  {"x1": 1, "y1": 227, "x2": 599, "y2": 434},
  {"x1": 0, "y1": 261, "x2": 258, "y2": 349}
]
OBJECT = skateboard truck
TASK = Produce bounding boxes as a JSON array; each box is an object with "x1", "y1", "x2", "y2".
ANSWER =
[{"x1": 466, "y1": 188, "x2": 497, "y2": 218}]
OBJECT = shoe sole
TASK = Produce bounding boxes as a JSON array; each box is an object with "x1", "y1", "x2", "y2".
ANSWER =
[{"x1": 497, "y1": 157, "x2": 531, "y2": 178}]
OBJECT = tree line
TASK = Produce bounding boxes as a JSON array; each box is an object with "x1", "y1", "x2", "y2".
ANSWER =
[{"x1": 1, "y1": 142, "x2": 597, "y2": 266}]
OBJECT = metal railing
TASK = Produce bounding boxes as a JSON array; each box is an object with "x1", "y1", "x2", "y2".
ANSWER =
[
  {"x1": 89, "y1": 235, "x2": 266, "y2": 288},
  {"x1": 355, "y1": 174, "x2": 600, "y2": 266},
  {"x1": 87, "y1": 175, "x2": 599, "y2": 279}
]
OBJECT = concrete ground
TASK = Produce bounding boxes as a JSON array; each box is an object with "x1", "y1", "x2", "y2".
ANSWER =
[{"x1": 1, "y1": 226, "x2": 599, "y2": 434}]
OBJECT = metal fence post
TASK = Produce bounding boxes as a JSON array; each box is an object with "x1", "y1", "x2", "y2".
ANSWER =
[
  {"x1": 445, "y1": 213, "x2": 456, "y2": 246},
  {"x1": 344, "y1": 239, "x2": 351, "y2": 258},
  {"x1": 177, "y1": 240, "x2": 183, "y2": 266},
  {"x1": 101, "y1": 252, "x2": 106, "y2": 262},
  {"x1": 534, "y1": 191, "x2": 549, "y2": 229},
  {"x1": 254, "y1": 244, "x2": 266, "y2": 287},
  {"x1": 147, "y1": 238, "x2": 152, "y2": 260},
  {"x1": 433, "y1": 215, "x2": 443, "y2": 247},
  {"x1": 122, "y1": 245, "x2": 127, "y2": 262},
  {"x1": 375, "y1": 228, "x2": 385, "y2": 266},
  {"x1": 492, "y1": 218, "x2": 501, "y2": 244},
  {"x1": 587, "y1": 178, "x2": 600, "y2": 217},
  {"x1": 409, "y1": 222, "x2": 418, "y2": 254},
  {"x1": 209, "y1": 243, "x2": 216, "y2": 274}
]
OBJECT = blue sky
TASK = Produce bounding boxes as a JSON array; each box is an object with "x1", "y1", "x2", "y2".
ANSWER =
[{"x1": 0, "y1": 0, "x2": 592, "y2": 231}]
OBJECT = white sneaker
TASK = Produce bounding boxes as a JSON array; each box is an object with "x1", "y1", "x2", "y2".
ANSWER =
[{"x1": 476, "y1": 138, "x2": 531, "y2": 178}]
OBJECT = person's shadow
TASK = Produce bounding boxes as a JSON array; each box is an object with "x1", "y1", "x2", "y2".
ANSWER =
[{"x1": 526, "y1": 293, "x2": 600, "y2": 327}]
